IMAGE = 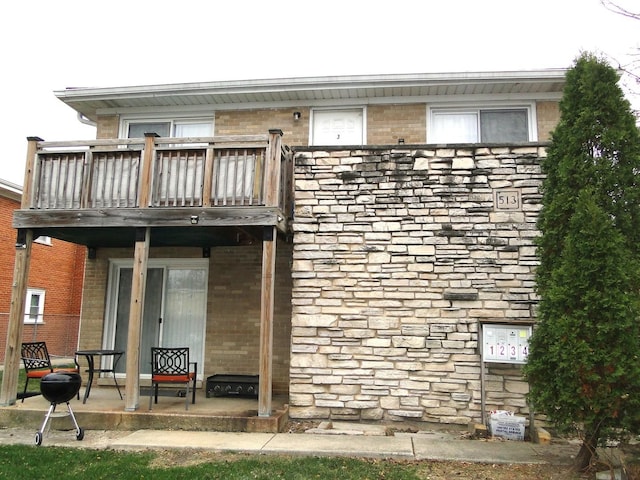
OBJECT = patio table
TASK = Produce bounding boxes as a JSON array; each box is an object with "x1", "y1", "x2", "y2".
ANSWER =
[{"x1": 75, "y1": 349, "x2": 124, "y2": 404}]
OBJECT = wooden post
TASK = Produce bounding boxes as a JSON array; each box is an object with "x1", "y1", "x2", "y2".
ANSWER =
[
  {"x1": 202, "y1": 145, "x2": 214, "y2": 207},
  {"x1": 123, "y1": 133, "x2": 156, "y2": 410},
  {"x1": 124, "y1": 227, "x2": 150, "y2": 411},
  {"x1": 264, "y1": 130, "x2": 283, "y2": 207},
  {"x1": 21, "y1": 137, "x2": 43, "y2": 209},
  {"x1": 0, "y1": 229, "x2": 34, "y2": 405},
  {"x1": 259, "y1": 226, "x2": 276, "y2": 417},
  {"x1": 257, "y1": 130, "x2": 283, "y2": 417},
  {"x1": 138, "y1": 133, "x2": 158, "y2": 207}
]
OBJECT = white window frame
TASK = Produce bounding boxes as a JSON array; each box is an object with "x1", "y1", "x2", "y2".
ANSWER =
[
  {"x1": 427, "y1": 103, "x2": 537, "y2": 144},
  {"x1": 24, "y1": 288, "x2": 46, "y2": 324},
  {"x1": 120, "y1": 116, "x2": 214, "y2": 139},
  {"x1": 309, "y1": 107, "x2": 367, "y2": 146},
  {"x1": 34, "y1": 236, "x2": 52, "y2": 246}
]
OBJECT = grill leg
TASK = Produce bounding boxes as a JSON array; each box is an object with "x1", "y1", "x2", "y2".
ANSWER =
[
  {"x1": 35, "y1": 403, "x2": 56, "y2": 446},
  {"x1": 66, "y1": 402, "x2": 84, "y2": 441},
  {"x1": 66, "y1": 403, "x2": 80, "y2": 433},
  {"x1": 39, "y1": 403, "x2": 56, "y2": 433}
]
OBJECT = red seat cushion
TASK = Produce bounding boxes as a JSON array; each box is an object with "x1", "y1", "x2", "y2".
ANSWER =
[{"x1": 152, "y1": 373, "x2": 194, "y2": 383}]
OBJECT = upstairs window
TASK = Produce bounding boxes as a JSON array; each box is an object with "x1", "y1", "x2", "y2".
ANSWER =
[
  {"x1": 429, "y1": 107, "x2": 534, "y2": 143},
  {"x1": 127, "y1": 122, "x2": 170, "y2": 138},
  {"x1": 123, "y1": 119, "x2": 213, "y2": 139}
]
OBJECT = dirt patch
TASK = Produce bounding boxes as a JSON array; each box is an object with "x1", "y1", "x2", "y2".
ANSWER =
[
  {"x1": 283, "y1": 419, "x2": 320, "y2": 433},
  {"x1": 148, "y1": 449, "x2": 587, "y2": 478}
]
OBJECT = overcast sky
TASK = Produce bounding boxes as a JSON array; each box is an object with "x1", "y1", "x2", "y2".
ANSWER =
[{"x1": 1, "y1": 0, "x2": 638, "y2": 186}]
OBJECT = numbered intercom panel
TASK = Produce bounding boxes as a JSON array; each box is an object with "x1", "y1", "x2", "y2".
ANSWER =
[{"x1": 482, "y1": 324, "x2": 532, "y2": 364}]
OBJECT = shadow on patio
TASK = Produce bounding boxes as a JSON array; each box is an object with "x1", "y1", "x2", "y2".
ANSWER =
[{"x1": 0, "y1": 385, "x2": 289, "y2": 433}]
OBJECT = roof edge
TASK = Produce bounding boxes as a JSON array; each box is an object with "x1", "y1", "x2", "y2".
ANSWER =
[
  {"x1": 0, "y1": 178, "x2": 22, "y2": 200},
  {"x1": 54, "y1": 69, "x2": 568, "y2": 101}
]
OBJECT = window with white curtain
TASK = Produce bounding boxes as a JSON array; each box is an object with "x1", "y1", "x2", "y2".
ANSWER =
[
  {"x1": 24, "y1": 288, "x2": 45, "y2": 324},
  {"x1": 124, "y1": 118, "x2": 213, "y2": 139},
  {"x1": 173, "y1": 122, "x2": 212, "y2": 138},
  {"x1": 429, "y1": 107, "x2": 533, "y2": 143},
  {"x1": 124, "y1": 119, "x2": 213, "y2": 205}
]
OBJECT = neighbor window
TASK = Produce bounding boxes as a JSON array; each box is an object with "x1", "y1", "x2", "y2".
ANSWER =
[
  {"x1": 34, "y1": 236, "x2": 52, "y2": 246},
  {"x1": 429, "y1": 107, "x2": 533, "y2": 143},
  {"x1": 24, "y1": 288, "x2": 45, "y2": 324}
]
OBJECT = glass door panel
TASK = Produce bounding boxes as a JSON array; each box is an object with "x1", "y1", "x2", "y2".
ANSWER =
[
  {"x1": 161, "y1": 268, "x2": 207, "y2": 369},
  {"x1": 114, "y1": 268, "x2": 164, "y2": 375}
]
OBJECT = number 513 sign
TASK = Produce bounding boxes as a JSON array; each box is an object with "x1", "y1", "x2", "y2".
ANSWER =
[{"x1": 482, "y1": 324, "x2": 532, "y2": 364}]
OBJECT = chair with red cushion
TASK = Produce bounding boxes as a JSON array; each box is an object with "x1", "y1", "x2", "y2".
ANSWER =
[
  {"x1": 21, "y1": 342, "x2": 79, "y2": 402},
  {"x1": 149, "y1": 347, "x2": 197, "y2": 410}
]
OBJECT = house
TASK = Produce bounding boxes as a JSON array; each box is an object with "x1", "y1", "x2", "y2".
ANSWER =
[
  {"x1": 0, "y1": 179, "x2": 85, "y2": 359},
  {"x1": 1, "y1": 70, "x2": 566, "y2": 427}
]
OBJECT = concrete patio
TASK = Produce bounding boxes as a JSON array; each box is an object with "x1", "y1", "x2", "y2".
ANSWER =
[{"x1": 0, "y1": 384, "x2": 289, "y2": 433}]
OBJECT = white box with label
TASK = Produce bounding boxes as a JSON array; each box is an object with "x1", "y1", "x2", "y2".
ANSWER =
[{"x1": 489, "y1": 410, "x2": 526, "y2": 441}]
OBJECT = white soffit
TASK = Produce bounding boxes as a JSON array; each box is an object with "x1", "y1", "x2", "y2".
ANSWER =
[{"x1": 54, "y1": 70, "x2": 567, "y2": 121}]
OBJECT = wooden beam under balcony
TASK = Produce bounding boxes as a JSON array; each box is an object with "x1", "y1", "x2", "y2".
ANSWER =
[
  {"x1": 13, "y1": 206, "x2": 288, "y2": 248},
  {"x1": 13, "y1": 206, "x2": 287, "y2": 230}
]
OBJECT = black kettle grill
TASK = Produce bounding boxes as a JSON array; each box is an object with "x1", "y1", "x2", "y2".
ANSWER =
[{"x1": 36, "y1": 372, "x2": 84, "y2": 446}]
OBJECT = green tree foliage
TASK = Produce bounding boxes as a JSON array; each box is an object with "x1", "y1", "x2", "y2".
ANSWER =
[{"x1": 524, "y1": 53, "x2": 640, "y2": 471}]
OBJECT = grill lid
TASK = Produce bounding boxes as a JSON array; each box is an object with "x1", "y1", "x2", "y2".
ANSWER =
[{"x1": 40, "y1": 372, "x2": 81, "y2": 404}]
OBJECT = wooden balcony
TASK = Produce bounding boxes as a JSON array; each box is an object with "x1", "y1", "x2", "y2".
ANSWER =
[{"x1": 13, "y1": 130, "x2": 291, "y2": 247}]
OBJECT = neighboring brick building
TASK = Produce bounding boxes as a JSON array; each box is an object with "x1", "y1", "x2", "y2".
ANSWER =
[{"x1": 0, "y1": 179, "x2": 85, "y2": 358}]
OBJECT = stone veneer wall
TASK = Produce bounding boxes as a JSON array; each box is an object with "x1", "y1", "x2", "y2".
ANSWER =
[{"x1": 290, "y1": 144, "x2": 546, "y2": 425}]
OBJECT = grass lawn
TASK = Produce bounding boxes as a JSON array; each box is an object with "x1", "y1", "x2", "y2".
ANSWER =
[
  {"x1": 0, "y1": 446, "x2": 434, "y2": 480},
  {"x1": 0, "y1": 445, "x2": 584, "y2": 480}
]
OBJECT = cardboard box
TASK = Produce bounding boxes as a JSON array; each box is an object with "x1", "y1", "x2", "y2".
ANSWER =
[{"x1": 489, "y1": 410, "x2": 526, "y2": 441}]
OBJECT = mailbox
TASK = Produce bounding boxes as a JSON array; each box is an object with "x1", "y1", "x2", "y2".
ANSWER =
[{"x1": 482, "y1": 324, "x2": 531, "y2": 364}]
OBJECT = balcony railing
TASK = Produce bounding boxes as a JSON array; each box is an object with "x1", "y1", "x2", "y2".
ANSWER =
[{"x1": 22, "y1": 131, "x2": 289, "y2": 212}]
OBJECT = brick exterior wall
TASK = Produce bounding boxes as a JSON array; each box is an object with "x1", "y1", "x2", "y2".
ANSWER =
[
  {"x1": 0, "y1": 194, "x2": 85, "y2": 358},
  {"x1": 536, "y1": 101, "x2": 560, "y2": 142},
  {"x1": 99, "y1": 101, "x2": 559, "y2": 148},
  {"x1": 207, "y1": 244, "x2": 292, "y2": 393},
  {"x1": 367, "y1": 104, "x2": 426, "y2": 145},
  {"x1": 214, "y1": 108, "x2": 309, "y2": 146},
  {"x1": 96, "y1": 115, "x2": 120, "y2": 139},
  {"x1": 289, "y1": 145, "x2": 545, "y2": 424},
  {"x1": 79, "y1": 244, "x2": 292, "y2": 393}
]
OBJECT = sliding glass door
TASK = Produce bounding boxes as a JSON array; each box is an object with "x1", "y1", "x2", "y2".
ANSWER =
[{"x1": 106, "y1": 259, "x2": 207, "y2": 378}]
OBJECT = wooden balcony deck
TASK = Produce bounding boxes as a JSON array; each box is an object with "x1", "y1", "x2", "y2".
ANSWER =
[
  {"x1": 13, "y1": 130, "x2": 291, "y2": 247},
  {"x1": 3, "y1": 131, "x2": 287, "y2": 415}
]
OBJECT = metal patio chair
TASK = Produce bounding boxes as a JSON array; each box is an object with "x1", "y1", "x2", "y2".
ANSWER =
[
  {"x1": 20, "y1": 342, "x2": 79, "y2": 402},
  {"x1": 149, "y1": 347, "x2": 197, "y2": 410}
]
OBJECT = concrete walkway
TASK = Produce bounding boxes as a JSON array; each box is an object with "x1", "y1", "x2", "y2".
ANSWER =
[{"x1": 0, "y1": 423, "x2": 580, "y2": 465}]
